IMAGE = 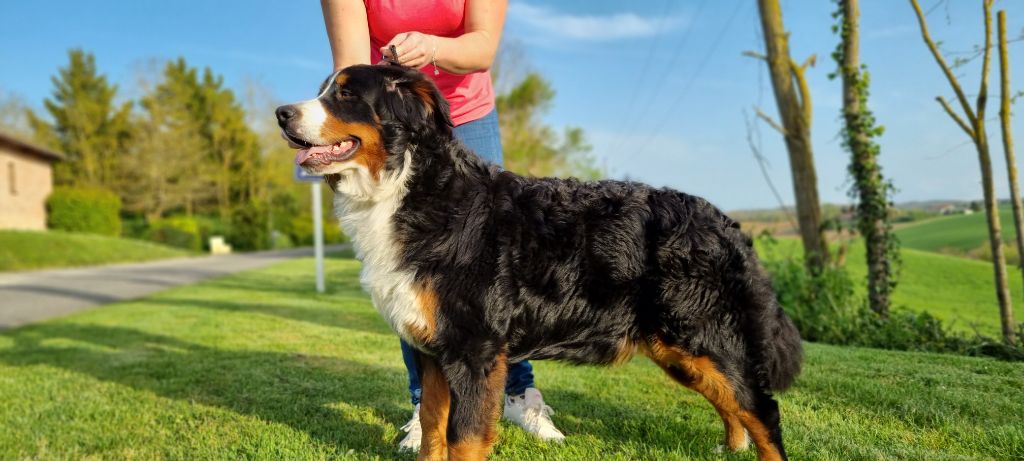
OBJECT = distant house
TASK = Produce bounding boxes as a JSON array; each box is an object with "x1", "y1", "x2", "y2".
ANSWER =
[{"x1": 0, "y1": 132, "x2": 63, "y2": 230}]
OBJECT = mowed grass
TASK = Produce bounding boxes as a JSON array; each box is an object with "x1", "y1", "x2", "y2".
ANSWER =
[
  {"x1": 0, "y1": 230, "x2": 190, "y2": 271},
  {"x1": 761, "y1": 238, "x2": 1021, "y2": 337},
  {"x1": 895, "y1": 206, "x2": 1016, "y2": 253},
  {"x1": 1, "y1": 254, "x2": 1022, "y2": 460}
]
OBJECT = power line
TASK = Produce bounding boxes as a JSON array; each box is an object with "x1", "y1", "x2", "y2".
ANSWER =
[
  {"x1": 606, "y1": 0, "x2": 710, "y2": 157},
  {"x1": 615, "y1": 0, "x2": 678, "y2": 126},
  {"x1": 631, "y1": 0, "x2": 747, "y2": 158}
]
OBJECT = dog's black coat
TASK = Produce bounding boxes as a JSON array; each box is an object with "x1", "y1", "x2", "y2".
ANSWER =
[{"x1": 284, "y1": 65, "x2": 803, "y2": 459}]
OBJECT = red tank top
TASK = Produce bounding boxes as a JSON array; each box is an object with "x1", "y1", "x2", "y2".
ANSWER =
[{"x1": 365, "y1": 0, "x2": 495, "y2": 126}]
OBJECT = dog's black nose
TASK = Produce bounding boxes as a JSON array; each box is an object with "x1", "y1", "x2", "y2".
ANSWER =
[{"x1": 275, "y1": 105, "x2": 298, "y2": 126}]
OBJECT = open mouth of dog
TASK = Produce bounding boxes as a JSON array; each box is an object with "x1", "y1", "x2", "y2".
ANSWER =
[{"x1": 283, "y1": 132, "x2": 360, "y2": 168}]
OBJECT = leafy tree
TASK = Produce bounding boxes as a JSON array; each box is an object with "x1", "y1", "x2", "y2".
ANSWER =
[
  {"x1": 495, "y1": 73, "x2": 600, "y2": 179},
  {"x1": 122, "y1": 66, "x2": 211, "y2": 220},
  {"x1": 831, "y1": 0, "x2": 899, "y2": 317},
  {"x1": 128, "y1": 58, "x2": 263, "y2": 222},
  {"x1": 0, "y1": 90, "x2": 33, "y2": 140},
  {"x1": 27, "y1": 49, "x2": 133, "y2": 188},
  {"x1": 194, "y1": 67, "x2": 263, "y2": 219}
]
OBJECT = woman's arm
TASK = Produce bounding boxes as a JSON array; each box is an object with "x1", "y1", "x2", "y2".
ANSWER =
[
  {"x1": 383, "y1": 0, "x2": 507, "y2": 74},
  {"x1": 321, "y1": 0, "x2": 371, "y2": 70}
]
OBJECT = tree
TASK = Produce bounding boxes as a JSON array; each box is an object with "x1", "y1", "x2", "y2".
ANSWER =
[
  {"x1": 756, "y1": 0, "x2": 830, "y2": 272},
  {"x1": 134, "y1": 58, "x2": 263, "y2": 220},
  {"x1": 195, "y1": 67, "x2": 263, "y2": 220},
  {"x1": 909, "y1": 0, "x2": 1016, "y2": 344},
  {"x1": 27, "y1": 49, "x2": 133, "y2": 188},
  {"x1": 998, "y1": 9, "x2": 1024, "y2": 333},
  {"x1": 0, "y1": 91, "x2": 33, "y2": 140},
  {"x1": 831, "y1": 0, "x2": 899, "y2": 317},
  {"x1": 495, "y1": 73, "x2": 600, "y2": 179},
  {"x1": 122, "y1": 65, "x2": 211, "y2": 220}
]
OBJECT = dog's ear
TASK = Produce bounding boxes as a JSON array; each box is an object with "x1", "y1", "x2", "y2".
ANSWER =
[{"x1": 379, "y1": 74, "x2": 453, "y2": 137}]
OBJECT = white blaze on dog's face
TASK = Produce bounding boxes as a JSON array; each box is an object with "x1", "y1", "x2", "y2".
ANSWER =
[
  {"x1": 275, "y1": 69, "x2": 384, "y2": 183},
  {"x1": 275, "y1": 65, "x2": 453, "y2": 199}
]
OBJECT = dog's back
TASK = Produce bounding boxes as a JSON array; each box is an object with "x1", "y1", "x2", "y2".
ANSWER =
[{"x1": 476, "y1": 174, "x2": 802, "y2": 389}]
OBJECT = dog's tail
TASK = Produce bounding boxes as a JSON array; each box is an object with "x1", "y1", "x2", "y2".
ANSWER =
[{"x1": 746, "y1": 263, "x2": 803, "y2": 392}]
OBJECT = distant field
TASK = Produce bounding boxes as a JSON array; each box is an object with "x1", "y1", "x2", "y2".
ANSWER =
[
  {"x1": 760, "y1": 238, "x2": 1019, "y2": 337},
  {"x1": 895, "y1": 206, "x2": 1017, "y2": 253},
  {"x1": 0, "y1": 230, "x2": 191, "y2": 271}
]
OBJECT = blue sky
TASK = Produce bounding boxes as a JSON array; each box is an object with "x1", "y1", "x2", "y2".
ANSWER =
[{"x1": 2, "y1": 0, "x2": 1024, "y2": 211}]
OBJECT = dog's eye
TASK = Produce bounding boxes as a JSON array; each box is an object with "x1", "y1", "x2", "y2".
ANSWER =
[{"x1": 340, "y1": 89, "x2": 355, "y2": 99}]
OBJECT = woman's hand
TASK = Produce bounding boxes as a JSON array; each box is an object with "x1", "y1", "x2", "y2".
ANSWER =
[{"x1": 381, "y1": 31, "x2": 437, "y2": 69}]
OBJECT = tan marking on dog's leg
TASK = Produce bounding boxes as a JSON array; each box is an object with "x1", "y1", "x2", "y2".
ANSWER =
[
  {"x1": 610, "y1": 336, "x2": 639, "y2": 365},
  {"x1": 447, "y1": 352, "x2": 507, "y2": 461},
  {"x1": 417, "y1": 356, "x2": 449, "y2": 461},
  {"x1": 642, "y1": 338, "x2": 777, "y2": 457},
  {"x1": 737, "y1": 411, "x2": 784, "y2": 461}
]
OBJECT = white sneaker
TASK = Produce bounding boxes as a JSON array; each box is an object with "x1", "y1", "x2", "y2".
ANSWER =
[
  {"x1": 502, "y1": 387, "x2": 566, "y2": 442},
  {"x1": 398, "y1": 403, "x2": 421, "y2": 452}
]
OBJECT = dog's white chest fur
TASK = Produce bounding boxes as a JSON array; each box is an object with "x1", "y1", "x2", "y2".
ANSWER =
[{"x1": 333, "y1": 155, "x2": 428, "y2": 343}]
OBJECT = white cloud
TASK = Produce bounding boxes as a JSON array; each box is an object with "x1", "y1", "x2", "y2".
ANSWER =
[
  {"x1": 507, "y1": 2, "x2": 682, "y2": 41},
  {"x1": 194, "y1": 48, "x2": 326, "y2": 71}
]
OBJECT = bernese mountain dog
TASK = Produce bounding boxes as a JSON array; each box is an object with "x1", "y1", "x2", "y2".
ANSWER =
[{"x1": 276, "y1": 64, "x2": 803, "y2": 461}]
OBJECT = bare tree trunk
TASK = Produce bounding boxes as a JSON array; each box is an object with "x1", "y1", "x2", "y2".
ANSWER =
[
  {"x1": 910, "y1": 0, "x2": 1015, "y2": 344},
  {"x1": 837, "y1": 0, "x2": 895, "y2": 316},
  {"x1": 757, "y1": 0, "x2": 829, "y2": 272},
  {"x1": 998, "y1": 9, "x2": 1021, "y2": 344}
]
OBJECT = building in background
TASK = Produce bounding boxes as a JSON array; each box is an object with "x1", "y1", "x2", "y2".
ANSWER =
[{"x1": 0, "y1": 132, "x2": 63, "y2": 230}]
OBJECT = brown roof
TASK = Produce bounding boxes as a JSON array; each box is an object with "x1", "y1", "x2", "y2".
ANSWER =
[{"x1": 0, "y1": 131, "x2": 64, "y2": 162}]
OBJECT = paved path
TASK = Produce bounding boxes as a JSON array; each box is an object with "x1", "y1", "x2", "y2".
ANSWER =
[{"x1": 0, "y1": 245, "x2": 346, "y2": 329}]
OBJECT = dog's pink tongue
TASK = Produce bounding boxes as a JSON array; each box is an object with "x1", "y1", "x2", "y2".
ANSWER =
[{"x1": 294, "y1": 145, "x2": 331, "y2": 165}]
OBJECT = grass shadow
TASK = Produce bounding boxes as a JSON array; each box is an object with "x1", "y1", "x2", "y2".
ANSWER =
[
  {"x1": 137, "y1": 295, "x2": 392, "y2": 336},
  {"x1": 540, "y1": 387, "x2": 733, "y2": 459},
  {"x1": 0, "y1": 323, "x2": 411, "y2": 457}
]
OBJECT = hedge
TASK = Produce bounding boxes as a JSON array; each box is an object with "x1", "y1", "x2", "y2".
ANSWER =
[
  {"x1": 148, "y1": 216, "x2": 202, "y2": 251},
  {"x1": 46, "y1": 187, "x2": 122, "y2": 236}
]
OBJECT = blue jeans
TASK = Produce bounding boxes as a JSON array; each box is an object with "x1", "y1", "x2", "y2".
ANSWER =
[{"x1": 400, "y1": 108, "x2": 535, "y2": 405}]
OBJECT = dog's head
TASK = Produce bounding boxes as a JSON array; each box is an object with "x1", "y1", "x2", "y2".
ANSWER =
[{"x1": 276, "y1": 65, "x2": 453, "y2": 181}]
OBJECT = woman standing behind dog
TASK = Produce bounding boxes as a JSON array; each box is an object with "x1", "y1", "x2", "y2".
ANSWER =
[{"x1": 319, "y1": 0, "x2": 565, "y2": 452}]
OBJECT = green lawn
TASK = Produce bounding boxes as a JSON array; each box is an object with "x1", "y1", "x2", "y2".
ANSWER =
[
  {"x1": 761, "y1": 238, "x2": 1020, "y2": 337},
  {"x1": 1, "y1": 253, "x2": 1022, "y2": 460},
  {"x1": 895, "y1": 206, "x2": 1016, "y2": 253},
  {"x1": 0, "y1": 230, "x2": 190, "y2": 271}
]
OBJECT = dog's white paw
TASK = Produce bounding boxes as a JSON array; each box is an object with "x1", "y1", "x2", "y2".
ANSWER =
[{"x1": 713, "y1": 431, "x2": 751, "y2": 454}]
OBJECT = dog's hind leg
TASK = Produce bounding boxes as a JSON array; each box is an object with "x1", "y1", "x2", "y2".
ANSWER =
[
  {"x1": 417, "y1": 352, "x2": 450, "y2": 461},
  {"x1": 642, "y1": 338, "x2": 786, "y2": 461},
  {"x1": 443, "y1": 350, "x2": 508, "y2": 461}
]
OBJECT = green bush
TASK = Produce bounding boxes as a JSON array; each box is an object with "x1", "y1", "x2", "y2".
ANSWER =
[
  {"x1": 758, "y1": 234, "x2": 1024, "y2": 361},
  {"x1": 270, "y1": 230, "x2": 295, "y2": 250},
  {"x1": 229, "y1": 205, "x2": 269, "y2": 251},
  {"x1": 148, "y1": 216, "x2": 201, "y2": 251},
  {"x1": 290, "y1": 213, "x2": 345, "y2": 246},
  {"x1": 121, "y1": 214, "x2": 150, "y2": 240},
  {"x1": 46, "y1": 187, "x2": 122, "y2": 236}
]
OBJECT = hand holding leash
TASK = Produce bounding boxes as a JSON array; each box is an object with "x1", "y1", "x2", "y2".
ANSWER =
[{"x1": 378, "y1": 31, "x2": 440, "y2": 74}]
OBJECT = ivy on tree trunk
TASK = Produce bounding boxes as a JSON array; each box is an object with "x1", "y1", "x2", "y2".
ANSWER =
[{"x1": 830, "y1": 0, "x2": 899, "y2": 317}]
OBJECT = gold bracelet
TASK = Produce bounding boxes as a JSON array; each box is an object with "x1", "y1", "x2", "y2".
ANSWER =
[{"x1": 429, "y1": 36, "x2": 439, "y2": 75}]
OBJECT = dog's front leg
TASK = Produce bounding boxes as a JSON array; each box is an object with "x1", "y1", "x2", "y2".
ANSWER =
[
  {"x1": 443, "y1": 350, "x2": 508, "y2": 461},
  {"x1": 417, "y1": 352, "x2": 450, "y2": 461}
]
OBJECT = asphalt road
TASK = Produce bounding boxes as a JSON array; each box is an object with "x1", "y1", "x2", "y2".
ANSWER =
[{"x1": 0, "y1": 245, "x2": 346, "y2": 329}]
